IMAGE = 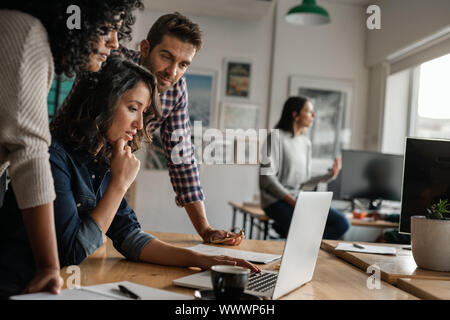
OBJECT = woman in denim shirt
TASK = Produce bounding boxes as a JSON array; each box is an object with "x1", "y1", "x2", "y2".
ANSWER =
[
  {"x1": 49, "y1": 58, "x2": 260, "y2": 271},
  {"x1": 0, "y1": 58, "x2": 259, "y2": 295}
]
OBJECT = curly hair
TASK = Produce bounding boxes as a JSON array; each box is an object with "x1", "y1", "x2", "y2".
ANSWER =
[
  {"x1": 1, "y1": 0, "x2": 143, "y2": 77},
  {"x1": 146, "y1": 12, "x2": 203, "y2": 53},
  {"x1": 51, "y1": 57, "x2": 161, "y2": 161}
]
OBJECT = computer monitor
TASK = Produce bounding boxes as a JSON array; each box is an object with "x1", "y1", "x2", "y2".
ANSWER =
[
  {"x1": 399, "y1": 138, "x2": 450, "y2": 234},
  {"x1": 326, "y1": 171, "x2": 341, "y2": 200},
  {"x1": 338, "y1": 150, "x2": 404, "y2": 207}
]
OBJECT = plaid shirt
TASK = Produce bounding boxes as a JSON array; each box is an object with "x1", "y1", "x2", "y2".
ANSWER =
[{"x1": 64, "y1": 46, "x2": 204, "y2": 207}]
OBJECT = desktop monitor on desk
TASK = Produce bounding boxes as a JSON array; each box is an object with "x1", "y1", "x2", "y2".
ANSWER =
[
  {"x1": 399, "y1": 137, "x2": 450, "y2": 234},
  {"x1": 332, "y1": 150, "x2": 404, "y2": 208}
]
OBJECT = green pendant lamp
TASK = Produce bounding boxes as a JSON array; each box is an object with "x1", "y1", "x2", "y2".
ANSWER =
[{"x1": 286, "y1": 0, "x2": 331, "y2": 26}]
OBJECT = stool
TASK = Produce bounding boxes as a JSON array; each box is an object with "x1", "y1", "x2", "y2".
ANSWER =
[{"x1": 228, "y1": 201, "x2": 274, "y2": 240}]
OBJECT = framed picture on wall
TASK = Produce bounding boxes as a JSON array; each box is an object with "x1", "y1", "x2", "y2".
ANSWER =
[
  {"x1": 220, "y1": 102, "x2": 259, "y2": 130},
  {"x1": 223, "y1": 58, "x2": 252, "y2": 101},
  {"x1": 184, "y1": 68, "x2": 218, "y2": 128},
  {"x1": 289, "y1": 75, "x2": 353, "y2": 172},
  {"x1": 218, "y1": 102, "x2": 260, "y2": 165}
]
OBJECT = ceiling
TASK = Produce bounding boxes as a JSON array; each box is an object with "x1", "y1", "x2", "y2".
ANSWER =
[
  {"x1": 141, "y1": 0, "x2": 380, "y2": 20},
  {"x1": 142, "y1": 0, "x2": 274, "y2": 20},
  {"x1": 332, "y1": 0, "x2": 380, "y2": 6}
]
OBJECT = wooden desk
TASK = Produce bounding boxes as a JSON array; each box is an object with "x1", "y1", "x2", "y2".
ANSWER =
[
  {"x1": 61, "y1": 232, "x2": 417, "y2": 300},
  {"x1": 397, "y1": 279, "x2": 450, "y2": 300},
  {"x1": 321, "y1": 240, "x2": 450, "y2": 285},
  {"x1": 348, "y1": 217, "x2": 399, "y2": 229}
]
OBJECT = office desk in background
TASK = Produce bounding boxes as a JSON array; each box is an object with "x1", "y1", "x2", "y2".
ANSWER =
[
  {"x1": 346, "y1": 215, "x2": 399, "y2": 229},
  {"x1": 321, "y1": 240, "x2": 450, "y2": 285},
  {"x1": 60, "y1": 232, "x2": 417, "y2": 300},
  {"x1": 228, "y1": 201, "x2": 399, "y2": 243}
]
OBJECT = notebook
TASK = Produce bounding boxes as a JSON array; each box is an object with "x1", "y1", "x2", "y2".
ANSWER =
[
  {"x1": 187, "y1": 244, "x2": 281, "y2": 264},
  {"x1": 10, "y1": 281, "x2": 192, "y2": 300},
  {"x1": 335, "y1": 243, "x2": 397, "y2": 255}
]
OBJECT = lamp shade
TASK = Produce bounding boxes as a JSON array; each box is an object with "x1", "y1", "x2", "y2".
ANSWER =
[{"x1": 286, "y1": 0, "x2": 331, "y2": 26}]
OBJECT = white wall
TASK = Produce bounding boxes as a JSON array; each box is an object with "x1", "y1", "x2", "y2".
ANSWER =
[
  {"x1": 270, "y1": 0, "x2": 369, "y2": 150},
  {"x1": 134, "y1": 150, "x2": 260, "y2": 234}
]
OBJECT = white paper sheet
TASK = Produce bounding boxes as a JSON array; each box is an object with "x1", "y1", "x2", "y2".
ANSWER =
[
  {"x1": 188, "y1": 244, "x2": 281, "y2": 264},
  {"x1": 335, "y1": 243, "x2": 397, "y2": 255},
  {"x1": 10, "y1": 281, "x2": 193, "y2": 300}
]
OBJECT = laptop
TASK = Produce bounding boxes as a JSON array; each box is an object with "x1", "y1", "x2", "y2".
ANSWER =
[{"x1": 173, "y1": 191, "x2": 332, "y2": 299}]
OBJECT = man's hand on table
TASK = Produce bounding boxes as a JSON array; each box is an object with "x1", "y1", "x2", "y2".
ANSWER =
[{"x1": 202, "y1": 228, "x2": 245, "y2": 246}]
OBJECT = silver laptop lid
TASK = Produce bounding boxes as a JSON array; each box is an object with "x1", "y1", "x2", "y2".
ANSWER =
[{"x1": 272, "y1": 191, "x2": 332, "y2": 300}]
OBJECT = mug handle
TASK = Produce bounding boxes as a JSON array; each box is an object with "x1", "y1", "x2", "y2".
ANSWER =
[{"x1": 217, "y1": 277, "x2": 225, "y2": 293}]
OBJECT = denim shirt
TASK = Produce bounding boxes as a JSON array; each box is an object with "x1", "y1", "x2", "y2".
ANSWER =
[
  {"x1": 49, "y1": 135, "x2": 155, "y2": 265},
  {"x1": 0, "y1": 135, "x2": 154, "y2": 294}
]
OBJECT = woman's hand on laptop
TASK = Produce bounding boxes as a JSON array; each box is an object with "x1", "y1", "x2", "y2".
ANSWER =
[{"x1": 199, "y1": 255, "x2": 261, "y2": 273}]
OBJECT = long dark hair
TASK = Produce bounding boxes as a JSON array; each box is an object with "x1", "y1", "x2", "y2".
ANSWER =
[
  {"x1": 1, "y1": 0, "x2": 143, "y2": 77},
  {"x1": 51, "y1": 57, "x2": 161, "y2": 160},
  {"x1": 275, "y1": 96, "x2": 309, "y2": 135}
]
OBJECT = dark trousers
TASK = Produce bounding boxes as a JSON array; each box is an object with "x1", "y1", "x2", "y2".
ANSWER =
[
  {"x1": 0, "y1": 172, "x2": 6, "y2": 208},
  {"x1": 264, "y1": 200, "x2": 350, "y2": 240}
]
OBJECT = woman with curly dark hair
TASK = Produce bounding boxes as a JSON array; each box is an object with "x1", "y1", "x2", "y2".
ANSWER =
[
  {"x1": 1, "y1": 58, "x2": 259, "y2": 297},
  {"x1": 0, "y1": 0, "x2": 143, "y2": 297}
]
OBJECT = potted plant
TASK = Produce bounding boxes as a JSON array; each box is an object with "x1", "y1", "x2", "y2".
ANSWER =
[{"x1": 411, "y1": 199, "x2": 450, "y2": 272}]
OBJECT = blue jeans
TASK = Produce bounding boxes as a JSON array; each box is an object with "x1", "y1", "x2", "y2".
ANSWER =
[{"x1": 264, "y1": 200, "x2": 350, "y2": 240}]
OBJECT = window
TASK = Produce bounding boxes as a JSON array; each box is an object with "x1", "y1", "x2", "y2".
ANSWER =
[
  {"x1": 382, "y1": 52, "x2": 450, "y2": 154},
  {"x1": 413, "y1": 53, "x2": 450, "y2": 139}
]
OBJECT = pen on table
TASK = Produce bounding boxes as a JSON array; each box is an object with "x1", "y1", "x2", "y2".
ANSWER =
[
  {"x1": 352, "y1": 243, "x2": 365, "y2": 249},
  {"x1": 118, "y1": 284, "x2": 142, "y2": 300}
]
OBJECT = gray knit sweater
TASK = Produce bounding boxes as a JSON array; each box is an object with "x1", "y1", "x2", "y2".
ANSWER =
[
  {"x1": 259, "y1": 129, "x2": 332, "y2": 209},
  {"x1": 0, "y1": 10, "x2": 56, "y2": 209}
]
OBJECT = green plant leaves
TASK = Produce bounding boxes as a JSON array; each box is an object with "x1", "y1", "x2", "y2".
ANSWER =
[{"x1": 426, "y1": 199, "x2": 450, "y2": 220}]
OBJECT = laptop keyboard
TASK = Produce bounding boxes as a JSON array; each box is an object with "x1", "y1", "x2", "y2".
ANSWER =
[{"x1": 246, "y1": 271, "x2": 278, "y2": 293}]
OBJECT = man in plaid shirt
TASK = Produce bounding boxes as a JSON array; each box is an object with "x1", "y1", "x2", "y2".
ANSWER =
[{"x1": 66, "y1": 13, "x2": 243, "y2": 245}]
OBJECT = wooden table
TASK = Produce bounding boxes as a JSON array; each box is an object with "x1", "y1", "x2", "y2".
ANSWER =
[
  {"x1": 282, "y1": 249, "x2": 416, "y2": 300},
  {"x1": 321, "y1": 240, "x2": 450, "y2": 285},
  {"x1": 397, "y1": 279, "x2": 450, "y2": 300},
  {"x1": 348, "y1": 217, "x2": 399, "y2": 228},
  {"x1": 61, "y1": 232, "x2": 417, "y2": 300}
]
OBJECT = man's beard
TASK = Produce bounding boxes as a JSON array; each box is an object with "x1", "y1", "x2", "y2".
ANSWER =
[
  {"x1": 141, "y1": 56, "x2": 175, "y2": 93},
  {"x1": 155, "y1": 71, "x2": 176, "y2": 92}
]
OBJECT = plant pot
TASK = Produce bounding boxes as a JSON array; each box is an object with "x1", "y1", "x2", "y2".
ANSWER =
[{"x1": 411, "y1": 216, "x2": 450, "y2": 272}]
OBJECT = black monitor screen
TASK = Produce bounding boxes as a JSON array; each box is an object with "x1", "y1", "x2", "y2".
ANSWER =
[
  {"x1": 399, "y1": 138, "x2": 450, "y2": 234},
  {"x1": 327, "y1": 171, "x2": 341, "y2": 200},
  {"x1": 339, "y1": 150, "x2": 404, "y2": 202}
]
